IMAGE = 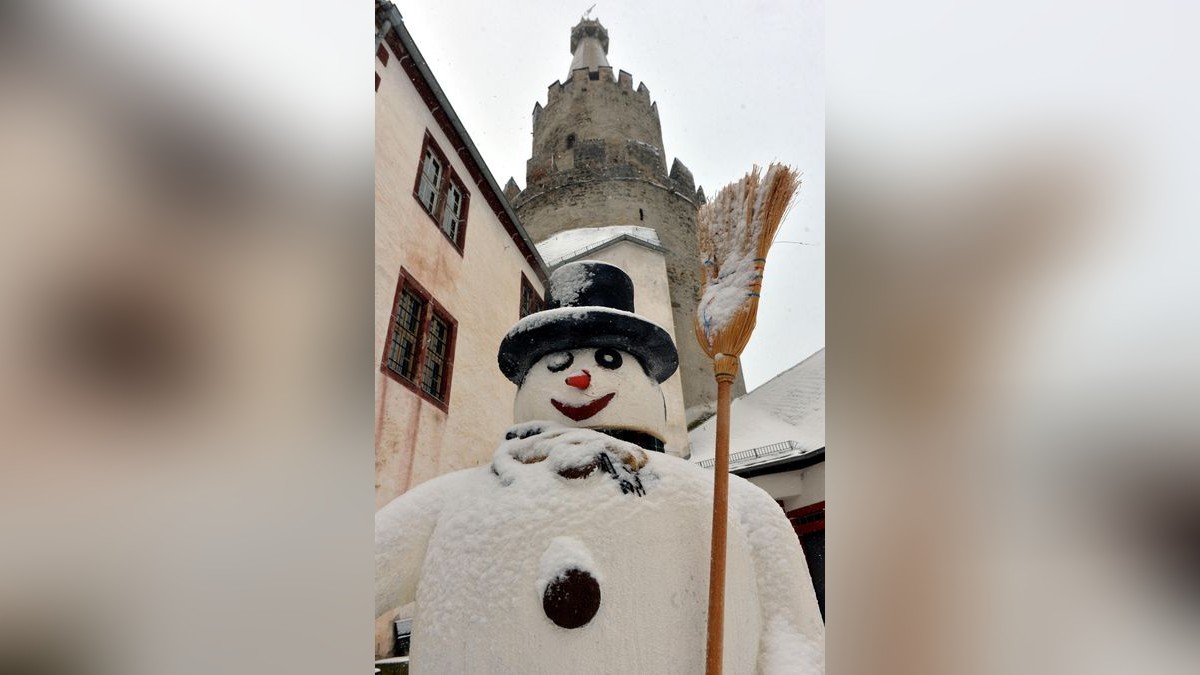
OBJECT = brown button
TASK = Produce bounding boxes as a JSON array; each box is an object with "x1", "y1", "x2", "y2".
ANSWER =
[{"x1": 542, "y1": 569, "x2": 601, "y2": 629}]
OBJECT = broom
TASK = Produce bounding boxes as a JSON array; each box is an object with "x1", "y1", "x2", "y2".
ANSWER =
[{"x1": 695, "y1": 163, "x2": 800, "y2": 675}]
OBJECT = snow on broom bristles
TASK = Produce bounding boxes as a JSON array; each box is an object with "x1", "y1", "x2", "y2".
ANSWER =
[
  {"x1": 695, "y1": 163, "x2": 799, "y2": 675},
  {"x1": 695, "y1": 163, "x2": 801, "y2": 360}
]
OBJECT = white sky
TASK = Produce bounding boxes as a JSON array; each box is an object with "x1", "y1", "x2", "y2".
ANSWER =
[{"x1": 396, "y1": 0, "x2": 825, "y2": 390}]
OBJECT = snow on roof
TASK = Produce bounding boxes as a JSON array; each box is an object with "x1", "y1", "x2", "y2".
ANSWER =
[
  {"x1": 688, "y1": 348, "x2": 824, "y2": 466},
  {"x1": 537, "y1": 226, "x2": 663, "y2": 267}
]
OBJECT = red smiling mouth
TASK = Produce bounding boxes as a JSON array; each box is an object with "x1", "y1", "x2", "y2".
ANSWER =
[{"x1": 551, "y1": 392, "x2": 616, "y2": 422}]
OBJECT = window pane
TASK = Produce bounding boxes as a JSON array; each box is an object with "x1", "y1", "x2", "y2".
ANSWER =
[
  {"x1": 421, "y1": 315, "x2": 450, "y2": 399},
  {"x1": 418, "y1": 151, "x2": 441, "y2": 213},
  {"x1": 386, "y1": 290, "x2": 424, "y2": 381},
  {"x1": 519, "y1": 279, "x2": 542, "y2": 318},
  {"x1": 440, "y1": 184, "x2": 461, "y2": 241}
]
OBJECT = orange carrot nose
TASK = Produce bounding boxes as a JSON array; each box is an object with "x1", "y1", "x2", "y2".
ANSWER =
[{"x1": 565, "y1": 370, "x2": 591, "y2": 390}]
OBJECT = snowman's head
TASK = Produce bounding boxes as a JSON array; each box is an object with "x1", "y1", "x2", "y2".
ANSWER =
[
  {"x1": 498, "y1": 261, "x2": 678, "y2": 450},
  {"x1": 514, "y1": 346, "x2": 668, "y2": 448}
]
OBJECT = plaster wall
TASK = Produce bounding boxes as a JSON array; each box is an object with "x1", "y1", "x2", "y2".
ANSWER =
[
  {"x1": 746, "y1": 462, "x2": 825, "y2": 512},
  {"x1": 375, "y1": 43, "x2": 544, "y2": 510}
]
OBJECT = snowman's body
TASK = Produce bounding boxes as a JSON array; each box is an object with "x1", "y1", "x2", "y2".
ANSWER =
[
  {"x1": 375, "y1": 425, "x2": 823, "y2": 674},
  {"x1": 376, "y1": 262, "x2": 824, "y2": 673}
]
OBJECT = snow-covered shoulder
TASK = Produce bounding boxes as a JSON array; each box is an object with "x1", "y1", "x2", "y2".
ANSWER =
[
  {"x1": 728, "y1": 475, "x2": 826, "y2": 673},
  {"x1": 375, "y1": 467, "x2": 487, "y2": 617}
]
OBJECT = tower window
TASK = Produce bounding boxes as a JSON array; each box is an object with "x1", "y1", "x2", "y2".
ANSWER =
[
  {"x1": 588, "y1": 71, "x2": 600, "y2": 81},
  {"x1": 411, "y1": 130, "x2": 470, "y2": 252},
  {"x1": 566, "y1": 133, "x2": 576, "y2": 149},
  {"x1": 639, "y1": 208, "x2": 644, "y2": 221}
]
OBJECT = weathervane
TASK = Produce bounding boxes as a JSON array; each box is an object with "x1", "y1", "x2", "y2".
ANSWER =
[{"x1": 584, "y1": 4, "x2": 596, "y2": 19}]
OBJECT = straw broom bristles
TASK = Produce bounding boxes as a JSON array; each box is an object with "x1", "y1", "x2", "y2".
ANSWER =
[
  {"x1": 694, "y1": 163, "x2": 799, "y2": 675},
  {"x1": 696, "y1": 163, "x2": 801, "y2": 361}
]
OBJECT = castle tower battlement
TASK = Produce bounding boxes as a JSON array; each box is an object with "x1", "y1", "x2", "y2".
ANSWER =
[
  {"x1": 527, "y1": 64, "x2": 667, "y2": 191},
  {"x1": 510, "y1": 18, "x2": 742, "y2": 424}
]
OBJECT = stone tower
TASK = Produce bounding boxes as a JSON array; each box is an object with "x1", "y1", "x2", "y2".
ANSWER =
[{"x1": 509, "y1": 18, "x2": 744, "y2": 426}]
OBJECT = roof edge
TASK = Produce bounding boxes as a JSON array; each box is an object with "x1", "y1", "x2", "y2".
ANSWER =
[
  {"x1": 744, "y1": 346, "x2": 825, "y2": 398},
  {"x1": 543, "y1": 232, "x2": 668, "y2": 268},
  {"x1": 734, "y1": 448, "x2": 825, "y2": 478}
]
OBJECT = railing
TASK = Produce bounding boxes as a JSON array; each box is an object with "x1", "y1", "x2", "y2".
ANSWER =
[
  {"x1": 545, "y1": 231, "x2": 660, "y2": 265},
  {"x1": 696, "y1": 440, "x2": 806, "y2": 469}
]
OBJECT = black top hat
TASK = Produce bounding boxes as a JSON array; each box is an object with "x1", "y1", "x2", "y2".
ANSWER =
[{"x1": 498, "y1": 261, "x2": 679, "y2": 384}]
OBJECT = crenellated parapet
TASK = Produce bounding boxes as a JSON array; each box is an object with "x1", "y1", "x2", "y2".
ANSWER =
[
  {"x1": 527, "y1": 68, "x2": 667, "y2": 189},
  {"x1": 517, "y1": 18, "x2": 706, "y2": 207},
  {"x1": 503, "y1": 177, "x2": 521, "y2": 202},
  {"x1": 538, "y1": 69, "x2": 657, "y2": 113},
  {"x1": 669, "y1": 158, "x2": 695, "y2": 194}
]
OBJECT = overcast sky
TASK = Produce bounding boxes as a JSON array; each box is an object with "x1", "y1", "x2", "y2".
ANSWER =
[{"x1": 397, "y1": 0, "x2": 825, "y2": 390}]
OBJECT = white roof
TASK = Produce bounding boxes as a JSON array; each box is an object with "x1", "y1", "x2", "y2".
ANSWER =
[
  {"x1": 688, "y1": 348, "x2": 825, "y2": 467},
  {"x1": 536, "y1": 226, "x2": 663, "y2": 267}
]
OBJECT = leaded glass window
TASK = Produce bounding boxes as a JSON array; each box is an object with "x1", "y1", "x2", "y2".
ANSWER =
[
  {"x1": 386, "y1": 290, "x2": 424, "y2": 381},
  {"x1": 421, "y1": 315, "x2": 450, "y2": 400}
]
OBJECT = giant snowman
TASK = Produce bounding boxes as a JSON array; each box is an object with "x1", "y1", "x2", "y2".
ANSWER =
[{"x1": 376, "y1": 261, "x2": 824, "y2": 674}]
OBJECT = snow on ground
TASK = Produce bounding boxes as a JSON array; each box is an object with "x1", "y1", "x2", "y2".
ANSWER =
[
  {"x1": 536, "y1": 225, "x2": 662, "y2": 267},
  {"x1": 689, "y1": 348, "x2": 824, "y2": 465}
]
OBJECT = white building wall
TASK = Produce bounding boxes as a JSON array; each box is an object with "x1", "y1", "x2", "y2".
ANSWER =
[
  {"x1": 375, "y1": 40, "x2": 545, "y2": 508},
  {"x1": 746, "y1": 462, "x2": 825, "y2": 511},
  {"x1": 568, "y1": 240, "x2": 689, "y2": 456}
]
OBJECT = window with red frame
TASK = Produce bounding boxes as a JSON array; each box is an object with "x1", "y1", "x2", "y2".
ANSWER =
[
  {"x1": 519, "y1": 273, "x2": 543, "y2": 318},
  {"x1": 412, "y1": 131, "x2": 470, "y2": 251},
  {"x1": 382, "y1": 270, "x2": 457, "y2": 407}
]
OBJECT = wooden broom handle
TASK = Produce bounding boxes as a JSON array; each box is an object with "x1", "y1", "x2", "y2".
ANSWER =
[{"x1": 705, "y1": 355, "x2": 738, "y2": 675}]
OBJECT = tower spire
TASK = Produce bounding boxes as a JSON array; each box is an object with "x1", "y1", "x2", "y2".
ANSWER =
[{"x1": 569, "y1": 18, "x2": 609, "y2": 74}]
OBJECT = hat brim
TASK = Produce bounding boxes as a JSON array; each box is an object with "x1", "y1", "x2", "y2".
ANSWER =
[{"x1": 498, "y1": 307, "x2": 679, "y2": 384}]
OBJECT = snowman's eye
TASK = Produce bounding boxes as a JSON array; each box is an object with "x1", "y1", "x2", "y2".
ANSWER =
[
  {"x1": 595, "y1": 348, "x2": 623, "y2": 370},
  {"x1": 546, "y1": 352, "x2": 573, "y2": 373}
]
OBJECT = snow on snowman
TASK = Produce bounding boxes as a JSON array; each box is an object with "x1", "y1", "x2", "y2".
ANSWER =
[{"x1": 376, "y1": 261, "x2": 824, "y2": 674}]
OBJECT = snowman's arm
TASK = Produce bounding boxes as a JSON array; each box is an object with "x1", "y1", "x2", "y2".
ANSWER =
[
  {"x1": 729, "y1": 477, "x2": 825, "y2": 672},
  {"x1": 375, "y1": 475, "x2": 449, "y2": 618}
]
